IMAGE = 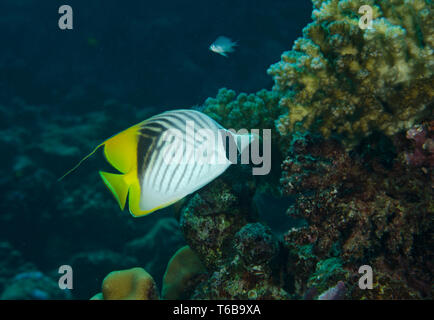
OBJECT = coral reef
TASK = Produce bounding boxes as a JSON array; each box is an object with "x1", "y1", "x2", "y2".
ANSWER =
[
  {"x1": 179, "y1": 178, "x2": 254, "y2": 271},
  {"x1": 190, "y1": 222, "x2": 289, "y2": 300},
  {"x1": 1, "y1": 0, "x2": 432, "y2": 301},
  {"x1": 69, "y1": 250, "x2": 139, "y2": 299},
  {"x1": 402, "y1": 120, "x2": 434, "y2": 168},
  {"x1": 268, "y1": 0, "x2": 433, "y2": 148},
  {"x1": 91, "y1": 246, "x2": 206, "y2": 300},
  {"x1": 0, "y1": 242, "x2": 71, "y2": 300},
  {"x1": 0, "y1": 242, "x2": 37, "y2": 294},
  {"x1": 178, "y1": 177, "x2": 290, "y2": 299},
  {"x1": 91, "y1": 267, "x2": 159, "y2": 300},
  {"x1": 1, "y1": 271, "x2": 70, "y2": 300},
  {"x1": 87, "y1": 176, "x2": 288, "y2": 300},
  {"x1": 202, "y1": 88, "x2": 283, "y2": 138},
  {"x1": 124, "y1": 217, "x2": 185, "y2": 289},
  {"x1": 234, "y1": 223, "x2": 279, "y2": 269},
  {"x1": 262, "y1": 2, "x2": 433, "y2": 298},
  {"x1": 162, "y1": 245, "x2": 207, "y2": 300},
  {"x1": 69, "y1": 0, "x2": 434, "y2": 300},
  {"x1": 281, "y1": 131, "x2": 433, "y2": 299}
]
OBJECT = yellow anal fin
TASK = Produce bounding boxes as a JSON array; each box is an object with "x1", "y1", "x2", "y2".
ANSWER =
[
  {"x1": 128, "y1": 183, "x2": 143, "y2": 217},
  {"x1": 99, "y1": 171, "x2": 130, "y2": 210}
]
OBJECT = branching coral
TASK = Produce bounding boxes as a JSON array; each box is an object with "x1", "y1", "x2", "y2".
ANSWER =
[
  {"x1": 268, "y1": 0, "x2": 433, "y2": 147},
  {"x1": 201, "y1": 88, "x2": 283, "y2": 134}
]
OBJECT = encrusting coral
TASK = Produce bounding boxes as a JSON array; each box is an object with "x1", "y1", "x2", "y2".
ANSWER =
[
  {"x1": 402, "y1": 120, "x2": 434, "y2": 168},
  {"x1": 190, "y1": 223, "x2": 289, "y2": 300},
  {"x1": 281, "y1": 132, "x2": 433, "y2": 299},
  {"x1": 178, "y1": 177, "x2": 290, "y2": 299},
  {"x1": 91, "y1": 267, "x2": 159, "y2": 300},
  {"x1": 268, "y1": 0, "x2": 433, "y2": 148},
  {"x1": 179, "y1": 178, "x2": 255, "y2": 271}
]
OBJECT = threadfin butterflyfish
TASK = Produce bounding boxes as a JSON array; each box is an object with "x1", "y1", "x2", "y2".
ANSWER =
[{"x1": 60, "y1": 109, "x2": 255, "y2": 217}]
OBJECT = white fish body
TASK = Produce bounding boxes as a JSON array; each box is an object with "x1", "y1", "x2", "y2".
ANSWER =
[
  {"x1": 209, "y1": 36, "x2": 237, "y2": 57},
  {"x1": 94, "y1": 109, "x2": 254, "y2": 216},
  {"x1": 137, "y1": 110, "x2": 233, "y2": 213}
]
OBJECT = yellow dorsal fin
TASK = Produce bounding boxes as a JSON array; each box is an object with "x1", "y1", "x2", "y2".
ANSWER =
[
  {"x1": 102, "y1": 124, "x2": 140, "y2": 174},
  {"x1": 58, "y1": 123, "x2": 142, "y2": 181}
]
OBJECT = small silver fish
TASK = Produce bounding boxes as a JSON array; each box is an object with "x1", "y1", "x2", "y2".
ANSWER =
[{"x1": 209, "y1": 36, "x2": 237, "y2": 57}]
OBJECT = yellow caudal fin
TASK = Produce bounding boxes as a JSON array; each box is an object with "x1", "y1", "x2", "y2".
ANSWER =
[{"x1": 99, "y1": 171, "x2": 130, "y2": 210}]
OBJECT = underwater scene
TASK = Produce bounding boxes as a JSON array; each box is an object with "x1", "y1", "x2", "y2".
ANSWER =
[{"x1": 0, "y1": 0, "x2": 432, "y2": 302}]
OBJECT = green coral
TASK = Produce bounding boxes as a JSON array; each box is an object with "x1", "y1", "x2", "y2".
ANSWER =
[
  {"x1": 201, "y1": 1, "x2": 433, "y2": 150},
  {"x1": 267, "y1": 0, "x2": 433, "y2": 148},
  {"x1": 202, "y1": 88, "x2": 284, "y2": 141}
]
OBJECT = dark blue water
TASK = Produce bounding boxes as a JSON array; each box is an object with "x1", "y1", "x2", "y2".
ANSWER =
[{"x1": 0, "y1": 0, "x2": 310, "y2": 109}]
